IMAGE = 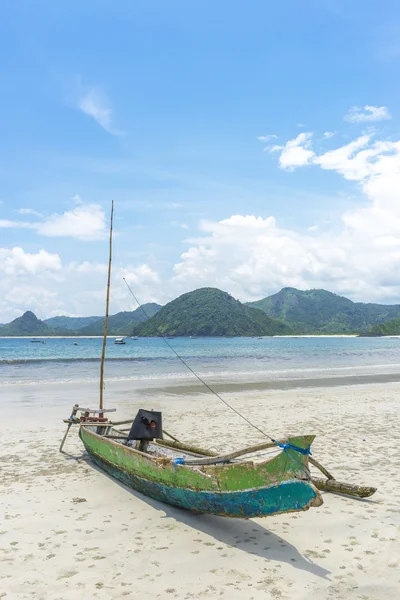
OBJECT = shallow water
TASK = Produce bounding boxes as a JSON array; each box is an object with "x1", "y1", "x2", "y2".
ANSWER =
[{"x1": 1, "y1": 335, "x2": 400, "y2": 386}]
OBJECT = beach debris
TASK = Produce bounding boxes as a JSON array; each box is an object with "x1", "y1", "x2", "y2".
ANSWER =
[{"x1": 72, "y1": 497, "x2": 87, "y2": 503}]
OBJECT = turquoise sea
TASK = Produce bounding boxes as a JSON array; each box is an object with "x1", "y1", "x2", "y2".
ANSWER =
[{"x1": 1, "y1": 336, "x2": 400, "y2": 386}]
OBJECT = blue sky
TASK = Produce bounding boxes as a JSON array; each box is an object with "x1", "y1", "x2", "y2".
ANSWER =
[{"x1": 1, "y1": 1, "x2": 400, "y2": 320}]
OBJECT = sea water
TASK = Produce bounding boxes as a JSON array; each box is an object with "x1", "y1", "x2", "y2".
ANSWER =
[{"x1": 1, "y1": 336, "x2": 400, "y2": 386}]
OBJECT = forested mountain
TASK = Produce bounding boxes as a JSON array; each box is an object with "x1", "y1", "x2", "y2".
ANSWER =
[
  {"x1": 78, "y1": 303, "x2": 162, "y2": 335},
  {"x1": 133, "y1": 288, "x2": 292, "y2": 337},
  {"x1": 0, "y1": 304, "x2": 161, "y2": 336},
  {"x1": 43, "y1": 315, "x2": 102, "y2": 330},
  {"x1": 3, "y1": 287, "x2": 400, "y2": 336},
  {"x1": 0, "y1": 311, "x2": 65, "y2": 336},
  {"x1": 362, "y1": 318, "x2": 400, "y2": 336},
  {"x1": 247, "y1": 288, "x2": 400, "y2": 334}
]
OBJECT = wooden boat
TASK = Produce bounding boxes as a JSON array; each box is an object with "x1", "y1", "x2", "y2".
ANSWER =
[
  {"x1": 79, "y1": 420, "x2": 322, "y2": 517},
  {"x1": 60, "y1": 202, "x2": 376, "y2": 518}
]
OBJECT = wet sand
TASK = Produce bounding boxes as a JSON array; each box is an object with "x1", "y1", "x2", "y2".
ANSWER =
[
  {"x1": 1, "y1": 378, "x2": 399, "y2": 599},
  {"x1": 151, "y1": 371, "x2": 400, "y2": 395}
]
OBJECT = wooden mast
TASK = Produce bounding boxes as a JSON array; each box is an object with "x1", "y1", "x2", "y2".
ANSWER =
[{"x1": 100, "y1": 200, "x2": 114, "y2": 410}]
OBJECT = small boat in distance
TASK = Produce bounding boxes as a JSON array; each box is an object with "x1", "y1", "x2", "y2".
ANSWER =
[
  {"x1": 131, "y1": 336, "x2": 138, "y2": 340},
  {"x1": 114, "y1": 337, "x2": 126, "y2": 345}
]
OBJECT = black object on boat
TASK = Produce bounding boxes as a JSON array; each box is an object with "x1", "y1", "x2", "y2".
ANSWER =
[{"x1": 127, "y1": 409, "x2": 163, "y2": 441}]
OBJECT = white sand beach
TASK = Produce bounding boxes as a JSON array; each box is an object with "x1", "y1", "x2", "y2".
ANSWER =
[{"x1": 1, "y1": 379, "x2": 399, "y2": 599}]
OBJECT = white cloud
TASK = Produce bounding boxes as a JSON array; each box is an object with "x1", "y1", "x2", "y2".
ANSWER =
[
  {"x1": 275, "y1": 132, "x2": 315, "y2": 170},
  {"x1": 0, "y1": 203, "x2": 107, "y2": 241},
  {"x1": 257, "y1": 134, "x2": 278, "y2": 142},
  {"x1": 171, "y1": 120, "x2": 400, "y2": 304},
  {"x1": 0, "y1": 247, "x2": 61, "y2": 276},
  {"x1": 323, "y1": 131, "x2": 335, "y2": 139},
  {"x1": 67, "y1": 261, "x2": 108, "y2": 274},
  {"x1": 5, "y1": 112, "x2": 400, "y2": 321},
  {"x1": 121, "y1": 264, "x2": 160, "y2": 285},
  {"x1": 0, "y1": 219, "x2": 36, "y2": 229},
  {"x1": 37, "y1": 204, "x2": 107, "y2": 240},
  {"x1": 344, "y1": 105, "x2": 392, "y2": 123},
  {"x1": 313, "y1": 134, "x2": 373, "y2": 180},
  {"x1": 0, "y1": 252, "x2": 164, "y2": 322},
  {"x1": 78, "y1": 87, "x2": 122, "y2": 135},
  {"x1": 17, "y1": 208, "x2": 43, "y2": 217}
]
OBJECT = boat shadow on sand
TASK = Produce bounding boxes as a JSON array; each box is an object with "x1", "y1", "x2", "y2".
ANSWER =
[{"x1": 66, "y1": 451, "x2": 331, "y2": 580}]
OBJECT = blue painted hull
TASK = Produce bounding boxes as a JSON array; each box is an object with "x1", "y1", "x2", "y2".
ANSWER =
[{"x1": 86, "y1": 448, "x2": 319, "y2": 518}]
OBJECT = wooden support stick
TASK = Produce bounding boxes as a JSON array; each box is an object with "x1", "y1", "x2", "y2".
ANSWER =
[
  {"x1": 59, "y1": 404, "x2": 79, "y2": 453},
  {"x1": 156, "y1": 438, "x2": 287, "y2": 464},
  {"x1": 156, "y1": 438, "x2": 217, "y2": 457},
  {"x1": 162, "y1": 429, "x2": 181, "y2": 443},
  {"x1": 99, "y1": 200, "x2": 114, "y2": 411},
  {"x1": 309, "y1": 456, "x2": 335, "y2": 480},
  {"x1": 312, "y1": 477, "x2": 377, "y2": 498}
]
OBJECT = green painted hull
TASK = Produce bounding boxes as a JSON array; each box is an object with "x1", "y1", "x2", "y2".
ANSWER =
[{"x1": 80, "y1": 427, "x2": 323, "y2": 518}]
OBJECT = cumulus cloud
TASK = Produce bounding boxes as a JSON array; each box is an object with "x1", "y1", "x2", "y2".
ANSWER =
[
  {"x1": 0, "y1": 203, "x2": 107, "y2": 241},
  {"x1": 37, "y1": 204, "x2": 107, "y2": 240},
  {"x1": 4, "y1": 109, "x2": 400, "y2": 320},
  {"x1": 344, "y1": 105, "x2": 391, "y2": 123},
  {"x1": 272, "y1": 132, "x2": 315, "y2": 170},
  {"x1": 171, "y1": 119, "x2": 400, "y2": 304},
  {"x1": 0, "y1": 248, "x2": 63, "y2": 320},
  {"x1": 0, "y1": 252, "x2": 163, "y2": 322},
  {"x1": 0, "y1": 247, "x2": 61, "y2": 275},
  {"x1": 121, "y1": 264, "x2": 160, "y2": 285}
]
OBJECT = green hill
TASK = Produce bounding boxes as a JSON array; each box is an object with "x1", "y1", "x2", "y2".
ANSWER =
[
  {"x1": 247, "y1": 287, "x2": 400, "y2": 334},
  {"x1": 0, "y1": 311, "x2": 64, "y2": 336},
  {"x1": 132, "y1": 288, "x2": 292, "y2": 337},
  {"x1": 79, "y1": 303, "x2": 162, "y2": 335},
  {"x1": 43, "y1": 315, "x2": 102, "y2": 330},
  {"x1": 362, "y1": 317, "x2": 400, "y2": 336}
]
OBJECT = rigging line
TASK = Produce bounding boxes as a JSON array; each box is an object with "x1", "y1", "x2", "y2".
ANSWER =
[{"x1": 122, "y1": 277, "x2": 312, "y2": 480}]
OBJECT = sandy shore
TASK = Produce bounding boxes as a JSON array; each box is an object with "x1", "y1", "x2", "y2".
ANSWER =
[{"x1": 1, "y1": 378, "x2": 399, "y2": 599}]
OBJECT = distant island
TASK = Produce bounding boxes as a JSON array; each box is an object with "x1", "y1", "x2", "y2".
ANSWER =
[{"x1": 1, "y1": 286, "x2": 400, "y2": 337}]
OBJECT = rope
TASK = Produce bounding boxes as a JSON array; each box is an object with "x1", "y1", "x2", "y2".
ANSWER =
[{"x1": 122, "y1": 277, "x2": 312, "y2": 476}]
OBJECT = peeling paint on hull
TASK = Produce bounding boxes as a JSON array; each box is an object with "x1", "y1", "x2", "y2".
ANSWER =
[
  {"x1": 87, "y1": 447, "x2": 319, "y2": 517},
  {"x1": 80, "y1": 427, "x2": 322, "y2": 518}
]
